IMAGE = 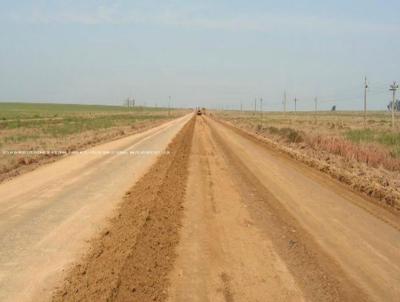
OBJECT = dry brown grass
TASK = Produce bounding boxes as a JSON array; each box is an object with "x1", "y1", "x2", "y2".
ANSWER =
[{"x1": 309, "y1": 135, "x2": 400, "y2": 171}]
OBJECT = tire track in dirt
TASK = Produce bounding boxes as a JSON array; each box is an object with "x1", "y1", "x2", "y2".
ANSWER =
[
  {"x1": 51, "y1": 116, "x2": 195, "y2": 302},
  {"x1": 220, "y1": 273, "x2": 234, "y2": 302},
  {"x1": 206, "y1": 117, "x2": 371, "y2": 302}
]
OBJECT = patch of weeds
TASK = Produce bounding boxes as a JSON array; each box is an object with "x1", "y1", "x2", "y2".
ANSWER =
[
  {"x1": 3, "y1": 135, "x2": 40, "y2": 143},
  {"x1": 267, "y1": 126, "x2": 304, "y2": 143},
  {"x1": 378, "y1": 132, "x2": 400, "y2": 147},
  {"x1": 345, "y1": 129, "x2": 400, "y2": 158},
  {"x1": 267, "y1": 126, "x2": 280, "y2": 135},
  {"x1": 345, "y1": 129, "x2": 375, "y2": 143}
]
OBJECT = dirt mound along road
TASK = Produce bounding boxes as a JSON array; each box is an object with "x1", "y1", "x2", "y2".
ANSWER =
[{"x1": 52, "y1": 117, "x2": 195, "y2": 302}]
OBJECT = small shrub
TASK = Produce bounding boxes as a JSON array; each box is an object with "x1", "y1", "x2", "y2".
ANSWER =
[
  {"x1": 267, "y1": 127, "x2": 304, "y2": 143},
  {"x1": 267, "y1": 126, "x2": 280, "y2": 135},
  {"x1": 284, "y1": 128, "x2": 304, "y2": 143}
]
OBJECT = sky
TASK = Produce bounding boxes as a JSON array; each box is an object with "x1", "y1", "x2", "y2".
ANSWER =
[{"x1": 0, "y1": 0, "x2": 399, "y2": 111}]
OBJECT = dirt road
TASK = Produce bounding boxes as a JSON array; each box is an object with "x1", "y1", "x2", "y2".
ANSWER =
[
  {"x1": 2, "y1": 114, "x2": 400, "y2": 302},
  {"x1": 167, "y1": 116, "x2": 400, "y2": 301},
  {"x1": 0, "y1": 114, "x2": 192, "y2": 302}
]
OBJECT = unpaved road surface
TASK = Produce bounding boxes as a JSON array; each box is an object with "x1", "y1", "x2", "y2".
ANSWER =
[
  {"x1": 2, "y1": 115, "x2": 400, "y2": 302},
  {"x1": 0, "y1": 114, "x2": 191, "y2": 302},
  {"x1": 168, "y1": 117, "x2": 400, "y2": 302}
]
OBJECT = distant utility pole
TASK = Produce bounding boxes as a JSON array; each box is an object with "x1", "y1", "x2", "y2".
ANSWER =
[
  {"x1": 254, "y1": 98, "x2": 257, "y2": 115},
  {"x1": 168, "y1": 96, "x2": 171, "y2": 117},
  {"x1": 294, "y1": 97, "x2": 298, "y2": 113},
  {"x1": 283, "y1": 90, "x2": 287, "y2": 114},
  {"x1": 125, "y1": 97, "x2": 135, "y2": 110},
  {"x1": 259, "y1": 98, "x2": 263, "y2": 118},
  {"x1": 390, "y1": 81, "x2": 398, "y2": 131},
  {"x1": 314, "y1": 97, "x2": 318, "y2": 122},
  {"x1": 240, "y1": 102, "x2": 243, "y2": 113},
  {"x1": 364, "y1": 77, "x2": 368, "y2": 128}
]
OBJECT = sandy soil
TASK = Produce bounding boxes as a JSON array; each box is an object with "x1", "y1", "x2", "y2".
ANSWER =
[{"x1": 1, "y1": 114, "x2": 399, "y2": 302}]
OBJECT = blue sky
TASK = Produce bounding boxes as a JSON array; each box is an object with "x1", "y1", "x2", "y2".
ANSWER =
[{"x1": 0, "y1": 0, "x2": 399, "y2": 110}]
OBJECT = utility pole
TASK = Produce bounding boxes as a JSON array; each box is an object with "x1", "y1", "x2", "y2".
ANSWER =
[
  {"x1": 390, "y1": 81, "x2": 398, "y2": 131},
  {"x1": 314, "y1": 97, "x2": 318, "y2": 122},
  {"x1": 168, "y1": 96, "x2": 171, "y2": 117},
  {"x1": 283, "y1": 90, "x2": 287, "y2": 114},
  {"x1": 260, "y1": 98, "x2": 263, "y2": 118},
  {"x1": 364, "y1": 77, "x2": 368, "y2": 128},
  {"x1": 294, "y1": 97, "x2": 297, "y2": 113},
  {"x1": 254, "y1": 98, "x2": 257, "y2": 116},
  {"x1": 240, "y1": 102, "x2": 243, "y2": 113}
]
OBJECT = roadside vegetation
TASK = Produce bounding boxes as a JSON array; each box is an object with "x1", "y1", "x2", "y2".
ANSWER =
[
  {"x1": 214, "y1": 110, "x2": 400, "y2": 209},
  {"x1": 345, "y1": 129, "x2": 400, "y2": 158},
  {"x1": 0, "y1": 102, "x2": 185, "y2": 182}
]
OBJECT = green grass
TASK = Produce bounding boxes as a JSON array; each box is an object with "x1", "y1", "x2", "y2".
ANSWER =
[
  {"x1": 345, "y1": 129, "x2": 400, "y2": 157},
  {"x1": 0, "y1": 103, "x2": 172, "y2": 125},
  {"x1": 41, "y1": 114, "x2": 166, "y2": 138},
  {"x1": 3, "y1": 135, "x2": 40, "y2": 143},
  {"x1": 0, "y1": 102, "x2": 168, "y2": 120},
  {"x1": 0, "y1": 102, "x2": 179, "y2": 144}
]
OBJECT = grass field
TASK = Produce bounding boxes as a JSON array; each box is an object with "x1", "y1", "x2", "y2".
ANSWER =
[
  {"x1": 215, "y1": 110, "x2": 400, "y2": 159},
  {"x1": 0, "y1": 102, "x2": 186, "y2": 180}
]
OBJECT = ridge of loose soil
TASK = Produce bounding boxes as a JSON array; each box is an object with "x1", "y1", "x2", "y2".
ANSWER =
[{"x1": 51, "y1": 116, "x2": 195, "y2": 302}]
